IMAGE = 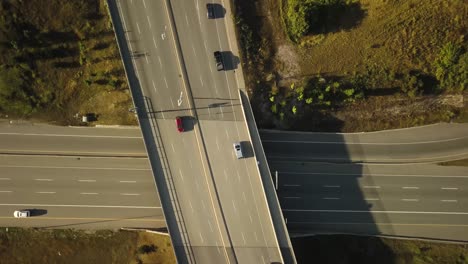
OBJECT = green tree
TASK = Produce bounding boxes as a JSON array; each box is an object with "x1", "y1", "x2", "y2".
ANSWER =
[{"x1": 434, "y1": 42, "x2": 466, "y2": 92}]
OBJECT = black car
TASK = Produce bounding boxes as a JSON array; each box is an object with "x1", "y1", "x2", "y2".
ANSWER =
[
  {"x1": 207, "y1": 3, "x2": 216, "y2": 19},
  {"x1": 214, "y1": 51, "x2": 224, "y2": 71}
]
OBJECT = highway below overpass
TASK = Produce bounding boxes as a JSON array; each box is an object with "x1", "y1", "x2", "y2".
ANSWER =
[
  {"x1": 262, "y1": 123, "x2": 468, "y2": 241},
  {"x1": 0, "y1": 122, "x2": 163, "y2": 230},
  {"x1": 107, "y1": 0, "x2": 292, "y2": 263}
]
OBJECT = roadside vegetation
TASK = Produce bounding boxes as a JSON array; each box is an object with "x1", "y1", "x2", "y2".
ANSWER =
[
  {"x1": 0, "y1": 0, "x2": 136, "y2": 125},
  {"x1": 0, "y1": 228, "x2": 175, "y2": 264},
  {"x1": 292, "y1": 235, "x2": 468, "y2": 264},
  {"x1": 233, "y1": 0, "x2": 467, "y2": 132}
]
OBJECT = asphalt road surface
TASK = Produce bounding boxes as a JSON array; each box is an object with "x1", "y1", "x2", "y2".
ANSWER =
[
  {"x1": 264, "y1": 123, "x2": 468, "y2": 241},
  {"x1": 0, "y1": 122, "x2": 165, "y2": 229},
  {"x1": 108, "y1": 0, "x2": 286, "y2": 263},
  {"x1": 262, "y1": 123, "x2": 468, "y2": 163}
]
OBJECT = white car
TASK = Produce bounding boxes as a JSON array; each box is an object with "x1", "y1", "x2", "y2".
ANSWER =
[{"x1": 13, "y1": 210, "x2": 30, "y2": 218}]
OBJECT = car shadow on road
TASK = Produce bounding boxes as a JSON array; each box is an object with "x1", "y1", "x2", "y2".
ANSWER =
[{"x1": 24, "y1": 209, "x2": 48, "y2": 217}]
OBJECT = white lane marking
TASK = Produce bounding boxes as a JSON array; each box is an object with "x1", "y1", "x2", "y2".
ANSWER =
[
  {"x1": 278, "y1": 171, "x2": 468, "y2": 178},
  {"x1": 158, "y1": 56, "x2": 163, "y2": 69},
  {"x1": 262, "y1": 136, "x2": 468, "y2": 145},
  {"x1": 170, "y1": 98, "x2": 175, "y2": 108},
  {"x1": 261, "y1": 255, "x2": 266, "y2": 264},
  {"x1": 284, "y1": 197, "x2": 301, "y2": 199},
  {"x1": 242, "y1": 192, "x2": 247, "y2": 203},
  {"x1": 225, "y1": 129, "x2": 229, "y2": 138},
  {"x1": 0, "y1": 191, "x2": 12, "y2": 193},
  {"x1": 323, "y1": 185, "x2": 340, "y2": 188},
  {"x1": 189, "y1": 201, "x2": 194, "y2": 212},
  {"x1": 189, "y1": 159, "x2": 193, "y2": 169},
  {"x1": 208, "y1": 219, "x2": 214, "y2": 232},
  {"x1": 323, "y1": 197, "x2": 340, "y2": 200},
  {"x1": 441, "y1": 200, "x2": 457, "y2": 203},
  {"x1": 0, "y1": 133, "x2": 141, "y2": 139},
  {"x1": 78, "y1": 180, "x2": 96, "y2": 182},
  {"x1": 36, "y1": 192, "x2": 56, "y2": 194},
  {"x1": 199, "y1": 76, "x2": 204, "y2": 86},
  {"x1": 364, "y1": 198, "x2": 380, "y2": 201},
  {"x1": 145, "y1": 53, "x2": 149, "y2": 64},
  {"x1": 164, "y1": 77, "x2": 169, "y2": 88},
  {"x1": 199, "y1": 232, "x2": 204, "y2": 243},
  {"x1": 80, "y1": 192, "x2": 98, "y2": 195},
  {"x1": 236, "y1": 170, "x2": 241, "y2": 183},
  {"x1": 241, "y1": 232, "x2": 246, "y2": 245},
  {"x1": 119, "y1": 181, "x2": 136, "y2": 183},
  {"x1": 201, "y1": 200, "x2": 206, "y2": 210},
  {"x1": 179, "y1": 169, "x2": 184, "y2": 182},
  {"x1": 146, "y1": 15, "x2": 151, "y2": 28},
  {"x1": 402, "y1": 187, "x2": 419, "y2": 189},
  {"x1": 0, "y1": 203, "x2": 160, "y2": 209},
  {"x1": 171, "y1": 143, "x2": 175, "y2": 153},
  {"x1": 142, "y1": 0, "x2": 147, "y2": 8},
  {"x1": 254, "y1": 231, "x2": 259, "y2": 242},
  {"x1": 195, "y1": 180, "x2": 200, "y2": 191},
  {"x1": 153, "y1": 36, "x2": 158, "y2": 49},
  {"x1": 35, "y1": 179, "x2": 53, "y2": 181},
  {"x1": 152, "y1": 80, "x2": 158, "y2": 93},
  {"x1": 249, "y1": 213, "x2": 253, "y2": 223},
  {"x1": 0, "y1": 165, "x2": 149, "y2": 171},
  {"x1": 402, "y1": 199, "x2": 419, "y2": 202},
  {"x1": 224, "y1": 169, "x2": 228, "y2": 181},
  {"x1": 232, "y1": 200, "x2": 237, "y2": 213},
  {"x1": 0, "y1": 178, "x2": 11, "y2": 180},
  {"x1": 363, "y1": 186, "x2": 381, "y2": 189},
  {"x1": 136, "y1": 22, "x2": 141, "y2": 34},
  {"x1": 215, "y1": 137, "x2": 220, "y2": 150},
  {"x1": 441, "y1": 187, "x2": 458, "y2": 190},
  {"x1": 284, "y1": 209, "x2": 468, "y2": 216},
  {"x1": 284, "y1": 184, "x2": 300, "y2": 187},
  {"x1": 185, "y1": 14, "x2": 190, "y2": 26},
  {"x1": 120, "y1": 193, "x2": 140, "y2": 196}
]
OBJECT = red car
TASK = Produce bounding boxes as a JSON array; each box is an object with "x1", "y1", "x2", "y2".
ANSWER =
[{"x1": 175, "y1": 116, "x2": 184, "y2": 132}]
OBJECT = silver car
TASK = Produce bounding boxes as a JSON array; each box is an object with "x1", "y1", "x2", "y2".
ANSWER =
[{"x1": 233, "y1": 142, "x2": 243, "y2": 159}]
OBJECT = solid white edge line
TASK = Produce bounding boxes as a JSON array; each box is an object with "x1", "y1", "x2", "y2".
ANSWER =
[
  {"x1": 0, "y1": 203, "x2": 160, "y2": 209},
  {"x1": 283, "y1": 209, "x2": 468, "y2": 215}
]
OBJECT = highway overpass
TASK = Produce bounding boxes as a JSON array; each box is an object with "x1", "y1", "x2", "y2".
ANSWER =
[{"x1": 107, "y1": 0, "x2": 296, "y2": 263}]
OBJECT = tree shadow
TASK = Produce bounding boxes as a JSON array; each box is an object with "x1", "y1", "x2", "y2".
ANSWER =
[{"x1": 307, "y1": 1, "x2": 367, "y2": 34}]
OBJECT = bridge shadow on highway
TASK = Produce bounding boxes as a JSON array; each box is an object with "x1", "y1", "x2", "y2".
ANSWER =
[{"x1": 259, "y1": 127, "x2": 396, "y2": 263}]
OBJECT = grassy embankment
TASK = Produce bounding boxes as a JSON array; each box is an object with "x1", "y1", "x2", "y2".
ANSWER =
[
  {"x1": 234, "y1": 0, "x2": 467, "y2": 132},
  {"x1": 292, "y1": 235, "x2": 468, "y2": 264},
  {"x1": 0, "y1": 0, "x2": 136, "y2": 125},
  {"x1": 0, "y1": 228, "x2": 175, "y2": 264}
]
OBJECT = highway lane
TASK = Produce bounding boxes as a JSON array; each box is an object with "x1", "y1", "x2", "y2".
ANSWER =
[
  {"x1": 0, "y1": 155, "x2": 164, "y2": 229},
  {"x1": 0, "y1": 121, "x2": 146, "y2": 157},
  {"x1": 169, "y1": 0, "x2": 284, "y2": 263},
  {"x1": 271, "y1": 161, "x2": 468, "y2": 241},
  {"x1": 262, "y1": 123, "x2": 468, "y2": 163},
  {"x1": 111, "y1": 1, "x2": 235, "y2": 263}
]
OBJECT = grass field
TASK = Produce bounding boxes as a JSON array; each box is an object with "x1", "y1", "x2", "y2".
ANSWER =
[
  {"x1": 292, "y1": 235, "x2": 468, "y2": 264},
  {"x1": 234, "y1": 0, "x2": 467, "y2": 132},
  {"x1": 0, "y1": 228, "x2": 175, "y2": 264},
  {"x1": 0, "y1": 0, "x2": 136, "y2": 125}
]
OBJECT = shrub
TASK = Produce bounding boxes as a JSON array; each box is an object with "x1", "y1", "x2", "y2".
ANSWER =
[{"x1": 433, "y1": 42, "x2": 467, "y2": 92}]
